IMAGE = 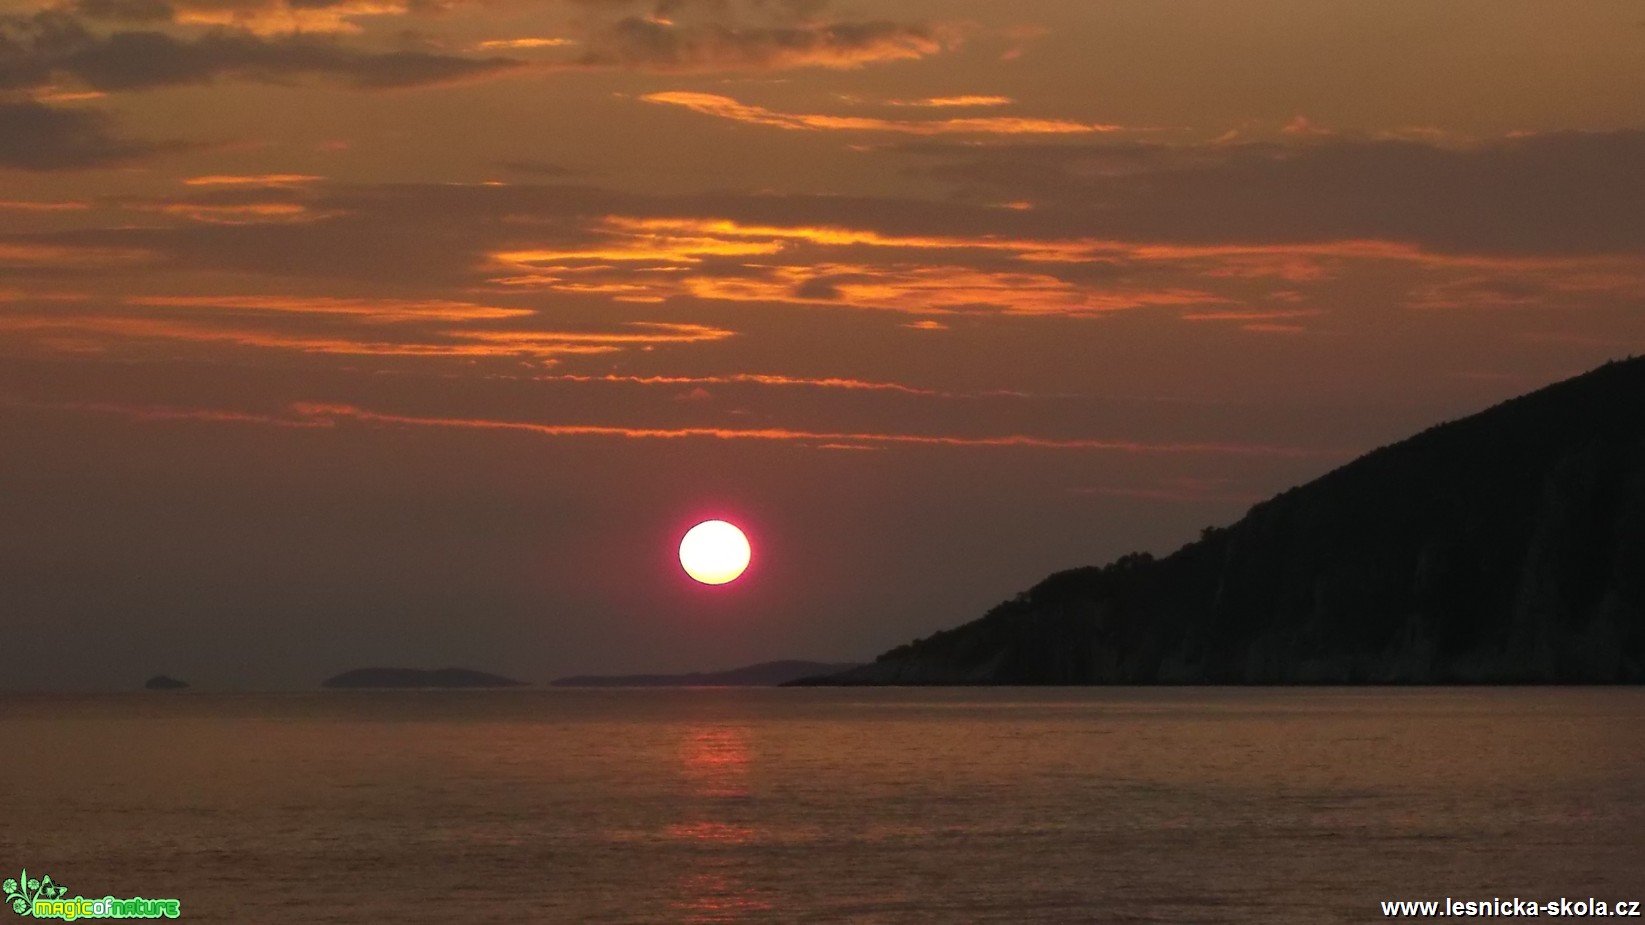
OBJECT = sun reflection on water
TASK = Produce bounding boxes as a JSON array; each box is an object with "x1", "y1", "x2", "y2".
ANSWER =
[{"x1": 669, "y1": 724, "x2": 774, "y2": 922}]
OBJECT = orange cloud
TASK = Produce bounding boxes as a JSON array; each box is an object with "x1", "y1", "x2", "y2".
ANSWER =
[
  {"x1": 29, "y1": 89, "x2": 108, "y2": 103},
  {"x1": 641, "y1": 92, "x2": 1122, "y2": 135},
  {"x1": 685, "y1": 265, "x2": 1218, "y2": 316},
  {"x1": 12, "y1": 396, "x2": 1339, "y2": 459},
  {"x1": 446, "y1": 323, "x2": 733, "y2": 347},
  {"x1": 0, "y1": 396, "x2": 336, "y2": 429},
  {"x1": 0, "y1": 312, "x2": 733, "y2": 359},
  {"x1": 1179, "y1": 309, "x2": 1323, "y2": 322},
  {"x1": 0, "y1": 200, "x2": 90, "y2": 211},
  {"x1": 285, "y1": 402, "x2": 1332, "y2": 457},
  {"x1": 489, "y1": 215, "x2": 1645, "y2": 322},
  {"x1": 842, "y1": 94, "x2": 1015, "y2": 108},
  {"x1": 571, "y1": 18, "x2": 953, "y2": 73},
  {"x1": 125, "y1": 294, "x2": 536, "y2": 322},
  {"x1": 491, "y1": 234, "x2": 781, "y2": 267},
  {"x1": 598, "y1": 215, "x2": 1080, "y2": 256},
  {"x1": 183, "y1": 174, "x2": 325, "y2": 187},
  {"x1": 487, "y1": 216, "x2": 1223, "y2": 316},
  {"x1": 174, "y1": 0, "x2": 406, "y2": 34},
  {"x1": 536, "y1": 372, "x2": 953, "y2": 397},
  {"x1": 476, "y1": 38, "x2": 573, "y2": 50},
  {"x1": 0, "y1": 243, "x2": 153, "y2": 268},
  {"x1": 138, "y1": 202, "x2": 337, "y2": 225}
]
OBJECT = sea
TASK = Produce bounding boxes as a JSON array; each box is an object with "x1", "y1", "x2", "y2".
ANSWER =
[{"x1": 2, "y1": 688, "x2": 1641, "y2": 923}]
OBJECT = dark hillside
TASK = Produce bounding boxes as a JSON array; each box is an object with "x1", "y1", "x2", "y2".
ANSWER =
[{"x1": 802, "y1": 358, "x2": 1645, "y2": 684}]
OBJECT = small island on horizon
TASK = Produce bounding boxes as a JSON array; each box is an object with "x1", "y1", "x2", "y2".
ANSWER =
[
  {"x1": 143, "y1": 675, "x2": 190, "y2": 690},
  {"x1": 321, "y1": 667, "x2": 528, "y2": 689}
]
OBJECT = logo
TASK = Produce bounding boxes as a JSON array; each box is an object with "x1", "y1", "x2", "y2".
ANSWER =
[{"x1": 4, "y1": 871, "x2": 180, "y2": 920}]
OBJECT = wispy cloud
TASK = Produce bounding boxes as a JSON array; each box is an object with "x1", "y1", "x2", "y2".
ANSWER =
[
  {"x1": 170, "y1": 0, "x2": 406, "y2": 35},
  {"x1": 0, "y1": 9, "x2": 524, "y2": 92},
  {"x1": 281, "y1": 402, "x2": 1339, "y2": 457},
  {"x1": 840, "y1": 94, "x2": 1014, "y2": 108},
  {"x1": 0, "y1": 241, "x2": 153, "y2": 267},
  {"x1": 486, "y1": 214, "x2": 1224, "y2": 315},
  {"x1": 531, "y1": 371, "x2": 1046, "y2": 399},
  {"x1": 1179, "y1": 309, "x2": 1323, "y2": 322},
  {"x1": 538, "y1": 372, "x2": 944, "y2": 395},
  {"x1": 183, "y1": 174, "x2": 324, "y2": 187},
  {"x1": 18, "y1": 396, "x2": 1331, "y2": 457},
  {"x1": 573, "y1": 17, "x2": 952, "y2": 72},
  {"x1": 642, "y1": 92, "x2": 1120, "y2": 135},
  {"x1": 134, "y1": 202, "x2": 337, "y2": 225},
  {"x1": 475, "y1": 37, "x2": 574, "y2": 50},
  {"x1": 0, "y1": 200, "x2": 90, "y2": 211},
  {"x1": 124, "y1": 294, "x2": 537, "y2": 322},
  {"x1": 1, "y1": 300, "x2": 735, "y2": 358}
]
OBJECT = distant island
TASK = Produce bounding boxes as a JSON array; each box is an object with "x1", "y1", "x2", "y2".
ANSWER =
[
  {"x1": 552, "y1": 660, "x2": 864, "y2": 687},
  {"x1": 321, "y1": 667, "x2": 528, "y2": 689},
  {"x1": 794, "y1": 357, "x2": 1645, "y2": 686},
  {"x1": 143, "y1": 674, "x2": 189, "y2": 690}
]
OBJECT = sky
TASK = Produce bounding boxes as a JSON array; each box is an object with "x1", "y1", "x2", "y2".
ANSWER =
[{"x1": 2, "y1": 0, "x2": 1643, "y2": 689}]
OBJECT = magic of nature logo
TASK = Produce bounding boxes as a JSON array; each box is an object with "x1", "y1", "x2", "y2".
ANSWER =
[{"x1": 4, "y1": 871, "x2": 180, "y2": 920}]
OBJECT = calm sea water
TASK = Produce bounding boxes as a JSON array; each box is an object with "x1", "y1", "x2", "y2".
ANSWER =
[{"x1": 2, "y1": 688, "x2": 1641, "y2": 923}]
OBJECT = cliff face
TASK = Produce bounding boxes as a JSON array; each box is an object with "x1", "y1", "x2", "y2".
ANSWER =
[{"x1": 821, "y1": 358, "x2": 1645, "y2": 685}]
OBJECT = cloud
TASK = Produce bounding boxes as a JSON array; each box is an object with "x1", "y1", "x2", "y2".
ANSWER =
[
  {"x1": 289, "y1": 402, "x2": 1333, "y2": 456},
  {"x1": 24, "y1": 395, "x2": 1331, "y2": 457},
  {"x1": 170, "y1": 0, "x2": 408, "y2": 35},
  {"x1": 132, "y1": 201, "x2": 339, "y2": 224},
  {"x1": 475, "y1": 37, "x2": 573, "y2": 50},
  {"x1": 0, "y1": 240, "x2": 154, "y2": 267},
  {"x1": 641, "y1": 91, "x2": 1120, "y2": 135},
  {"x1": 0, "y1": 100, "x2": 160, "y2": 170},
  {"x1": 679, "y1": 264, "x2": 1218, "y2": 316},
  {"x1": 1179, "y1": 309, "x2": 1323, "y2": 323},
  {"x1": 0, "y1": 395, "x2": 337, "y2": 428},
  {"x1": 183, "y1": 174, "x2": 325, "y2": 187},
  {"x1": 0, "y1": 10, "x2": 523, "y2": 91},
  {"x1": 908, "y1": 130, "x2": 1645, "y2": 253},
  {"x1": 0, "y1": 199, "x2": 90, "y2": 211},
  {"x1": 74, "y1": 0, "x2": 175, "y2": 22},
  {"x1": 0, "y1": 308, "x2": 735, "y2": 359},
  {"x1": 536, "y1": 372, "x2": 958, "y2": 397},
  {"x1": 573, "y1": 16, "x2": 950, "y2": 71},
  {"x1": 124, "y1": 294, "x2": 537, "y2": 322},
  {"x1": 842, "y1": 94, "x2": 1013, "y2": 108},
  {"x1": 486, "y1": 214, "x2": 1226, "y2": 315}
]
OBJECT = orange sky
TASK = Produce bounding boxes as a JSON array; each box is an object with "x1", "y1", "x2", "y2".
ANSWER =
[{"x1": 2, "y1": 0, "x2": 1643, "y2": 687}]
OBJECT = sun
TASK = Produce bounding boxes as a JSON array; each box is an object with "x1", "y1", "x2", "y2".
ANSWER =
[{"x1": 679, "y1": 520, "x2": 751, "y2": 585}]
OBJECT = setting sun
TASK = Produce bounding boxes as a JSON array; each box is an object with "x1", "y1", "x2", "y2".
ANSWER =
[{"x1": 679, "y1": 520, "x2": 752, "y2": 585}]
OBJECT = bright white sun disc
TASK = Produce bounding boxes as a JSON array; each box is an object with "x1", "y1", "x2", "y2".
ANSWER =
[{"x1": 679, "y1": 520, "x2": 751, "y2": 585}]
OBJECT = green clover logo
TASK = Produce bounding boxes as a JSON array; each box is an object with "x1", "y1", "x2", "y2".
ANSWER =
[{"x1": 4, "y1": 870, "x2": 69, "y2": 916}]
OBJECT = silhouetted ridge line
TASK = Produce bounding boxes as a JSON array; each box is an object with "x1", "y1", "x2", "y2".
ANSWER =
[
  {"x1": 321, "y1": 667, "x2": 527, "y2": 689},
  {"x1": 794, "y1": 357, "x2": 1645, "y2": 685},
  {"x1": 551, "y1": 660, "x2": 863, "y2": 687}
]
